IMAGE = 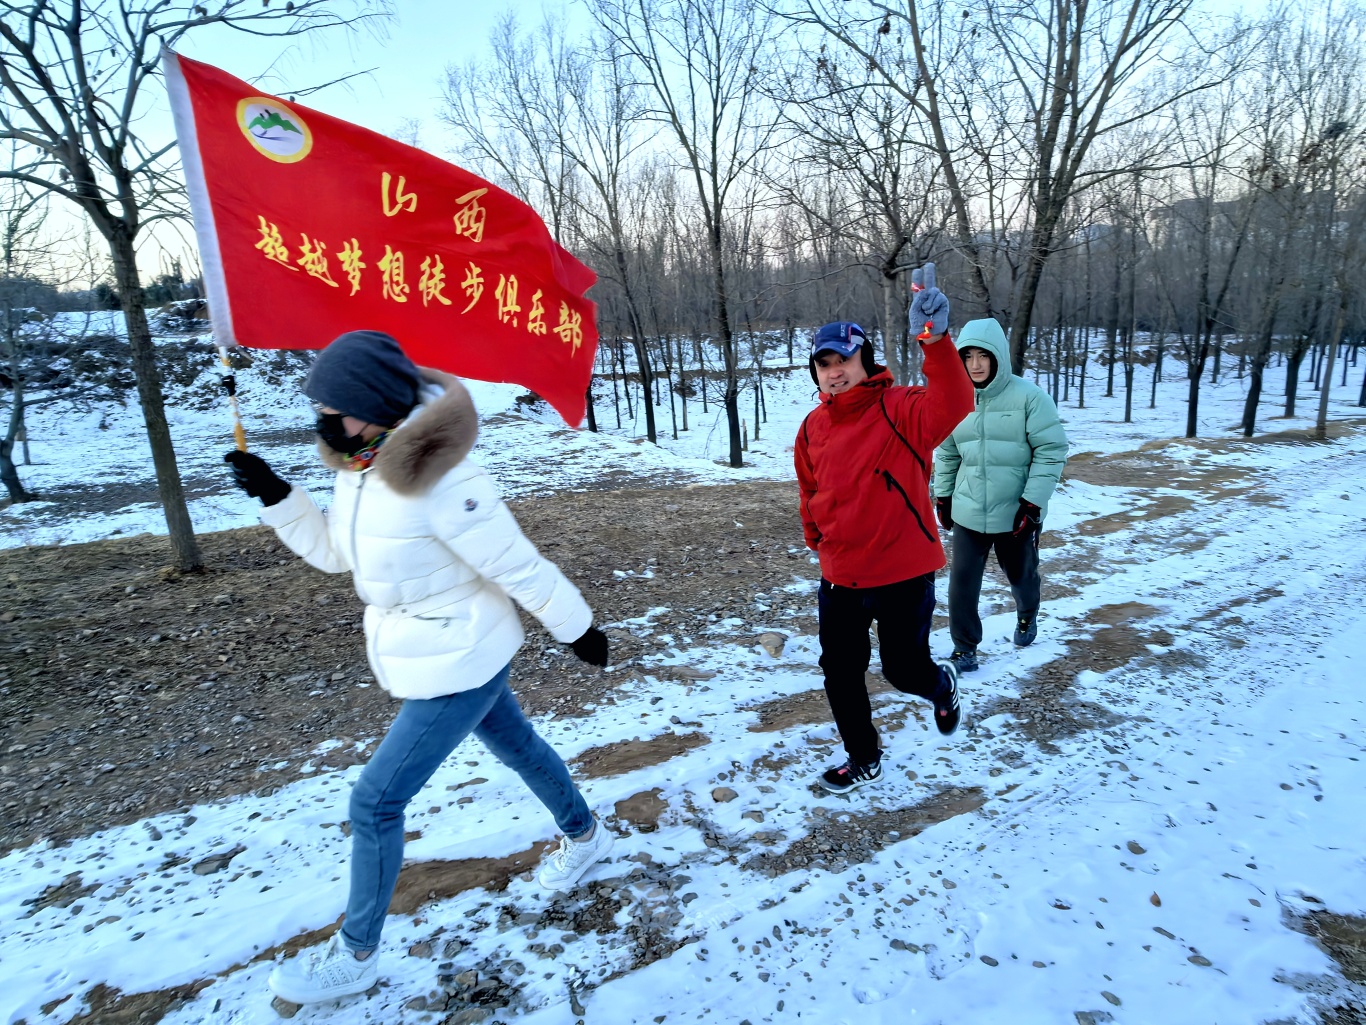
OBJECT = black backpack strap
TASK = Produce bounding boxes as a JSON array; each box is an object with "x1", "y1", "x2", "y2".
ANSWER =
[{"x1": 879, "y1": 395, "x2": 927, "y2": 475}]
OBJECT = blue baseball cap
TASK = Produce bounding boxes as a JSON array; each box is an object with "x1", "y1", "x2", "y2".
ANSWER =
[{"x1": 811, "y1": 321, "x2": 867, "y2": 358}]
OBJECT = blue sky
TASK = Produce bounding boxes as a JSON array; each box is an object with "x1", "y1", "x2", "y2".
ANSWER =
[
  {"x1": 121, "y1": 1, "x2": 578, "y2": 280},
  {"x1": 175, "y1": 0, "x2": 578, "y2": 143}
]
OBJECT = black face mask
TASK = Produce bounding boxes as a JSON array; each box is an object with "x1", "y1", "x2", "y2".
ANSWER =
[{"x1": 316, "y1": 413, "x2": 370, "y2": 455}]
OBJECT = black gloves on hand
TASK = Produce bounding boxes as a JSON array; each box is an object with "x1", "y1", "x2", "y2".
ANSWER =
[
  {"x1": 935, "y1": 496, "x2": 954, "y2": 531},
  {"x1": 570, "y1": 626, "x2": 609, "y2": 667},
  {"x1": 224, "y1": 450, "x2": 291, "y2": 507},
  {"x1": 1013, "y1": 499, "x2": 1042, "y2": 537}
]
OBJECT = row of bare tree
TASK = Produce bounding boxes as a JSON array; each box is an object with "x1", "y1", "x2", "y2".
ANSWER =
[
  {"x1": 442, "y1": 0, "x2": 1366, "y2": 453},
  {"x1": 3, "y1": 0, "x2": 1365, "y2": 572}
]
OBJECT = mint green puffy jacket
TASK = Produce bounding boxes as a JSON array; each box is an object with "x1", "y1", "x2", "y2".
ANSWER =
[{"x1": 933, "y1": 319, "x2": 1069, "y2": 533}]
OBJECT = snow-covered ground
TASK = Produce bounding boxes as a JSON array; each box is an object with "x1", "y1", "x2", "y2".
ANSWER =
[{"x1": 3, "y1": 328, "x2": 1366, "y2": 1025}]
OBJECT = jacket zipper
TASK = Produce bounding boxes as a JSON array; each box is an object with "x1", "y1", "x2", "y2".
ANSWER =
[
  {"x1": 349, "y1": 472, "x2": 368, "y2": 597},
  {"x1": 976, "y1": 391, "x2": 989, "y2": 532},
  {"x1": 349, "y1": 472, "x2": 385, "y2": 687},
  {"x1": 876, "y1": 468, "x2": 936, "y2": 543}
]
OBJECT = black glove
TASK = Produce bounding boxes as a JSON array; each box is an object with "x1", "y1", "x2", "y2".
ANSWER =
[
  {"x1": 935, "y1": 496, "x2": 954, "y2": 531},
  {"x1": 1013, "y1": 499, "x2": 1042, "y2": 537},
  {"x1": 570, "y1": 627, "x2": 609, "y2": 667},
  {"x1": 224, "y1": 450, "x2": 291, "y2": 507}
]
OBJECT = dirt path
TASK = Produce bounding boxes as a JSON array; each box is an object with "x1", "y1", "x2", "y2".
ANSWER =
[
  {"x1": 7, "y1": 426, "x2": 1366, "y2": 1025},
  {"x1": 0, "y1": 480, "x2": 812, "y2": 855},
  {"x1": 1, "y1": 422, "x2": 1357, "y2": 858}
]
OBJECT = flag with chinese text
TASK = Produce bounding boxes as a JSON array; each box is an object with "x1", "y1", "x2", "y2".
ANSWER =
[{"x1": 163, "y1": 50, "x2": 598, "y2": 426}]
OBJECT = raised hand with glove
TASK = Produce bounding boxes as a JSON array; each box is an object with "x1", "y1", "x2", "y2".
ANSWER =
[
  {"x1": 935, "y1": 496, "x2": 954, "y2": 531},
  {"x1": 570, "y1": 626, "x2": 610, "y2": 667},
  {"x1": 909, "y1": 262, "x2": 950, "y2": 343},
  {"x1": 1013, "y1": 499, "x2": 1042, "y2": 537},
  {"x1": 224, "y1": 449, "x2": 291, "y2": 507}
]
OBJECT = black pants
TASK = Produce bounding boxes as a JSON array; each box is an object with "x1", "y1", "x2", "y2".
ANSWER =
[
  {"x1": 817, "y1": 574, "x2": 942, "y2": 766},
  {"x1": 947, "y1": 524, "x2": 1041, "y2": 651}
]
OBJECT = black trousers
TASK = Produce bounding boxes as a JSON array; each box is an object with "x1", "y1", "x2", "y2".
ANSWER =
[
  {"x1": 817, "y1": 574, "x2": 942, "y2": 766},
  {"x1": 947, "y1": 523, "x2": 1041, "y2": 651}
]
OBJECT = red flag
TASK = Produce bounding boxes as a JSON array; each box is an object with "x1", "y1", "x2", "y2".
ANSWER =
[{"x1": 163, "y1": 50, "x2": 598, "y2": 426}]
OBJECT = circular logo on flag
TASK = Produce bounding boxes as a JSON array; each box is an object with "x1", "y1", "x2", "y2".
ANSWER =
[{"x1": 236, "y1": 97, "x2": 313, "y2": 163}]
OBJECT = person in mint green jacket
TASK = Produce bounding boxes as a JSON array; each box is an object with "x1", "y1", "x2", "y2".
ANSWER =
[{"x1": 933, "y1": 319, "x2": 1068, "y2": 671}]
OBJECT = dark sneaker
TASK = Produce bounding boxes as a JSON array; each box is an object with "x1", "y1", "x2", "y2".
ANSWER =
[
  {"x1": 948, "y1": 648, "x2": 978, "y2": 673},
  {"x1": 818, "y1": 755, "x2": 883, "y2": 794},
  {"x1": 1014, "y1": 614, "x2": 1038, "y2": 648},
  {"x1": 932, "y1": 660, "x2": 961, "y2": 735}
]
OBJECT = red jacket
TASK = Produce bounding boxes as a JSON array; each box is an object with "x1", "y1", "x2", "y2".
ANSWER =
[{"x1": 795, "y1": 337, "x2": 975, "y2": 588}]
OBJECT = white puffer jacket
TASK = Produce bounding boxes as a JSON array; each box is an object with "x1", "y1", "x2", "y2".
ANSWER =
[{"x1": 260, "y1": 371, "x2": 592, "y2": 700}]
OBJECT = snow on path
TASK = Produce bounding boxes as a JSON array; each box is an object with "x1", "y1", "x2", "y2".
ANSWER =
[{"x1": 3, "y1": 428, "x2": 1365, "y2": 1024}]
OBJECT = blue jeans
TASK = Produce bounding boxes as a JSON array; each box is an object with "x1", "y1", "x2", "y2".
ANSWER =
[{"x1": 340, "y1": 664, "x2": 593, "y2": 952}]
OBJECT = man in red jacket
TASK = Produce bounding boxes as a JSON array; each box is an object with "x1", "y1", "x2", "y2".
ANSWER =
[{"x1": 794, "y1": 265, "x2": 975, "y2": 793}]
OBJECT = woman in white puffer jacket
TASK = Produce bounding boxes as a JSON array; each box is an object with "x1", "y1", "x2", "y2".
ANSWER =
[{"x1": 225, "y1": 330, "x2": 617, "y2": 1006}]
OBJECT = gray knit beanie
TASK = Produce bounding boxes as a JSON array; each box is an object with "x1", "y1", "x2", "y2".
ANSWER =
[{"x1": 303, "y1": 330, "x2": 421, "y2": 427}]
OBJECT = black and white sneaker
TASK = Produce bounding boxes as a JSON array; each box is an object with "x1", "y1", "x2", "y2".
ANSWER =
[
  {"x1": 818, "y1": 755, "x2": 883, "y2": 794},
  {"x1": 1014, "y1": 613, "x2": 1038, "y2": 648},
  {"x1": 932, "y1": 660, "x2": 961, "y2": 735}
]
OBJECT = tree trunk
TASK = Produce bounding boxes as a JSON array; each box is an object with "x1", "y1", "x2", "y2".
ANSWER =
[
  {"x1": 707, "y1": 224, "x2": 742, "y2": 468},
  {"x1": 109, "y1": 232, "x2": 202, "y2": 572},
  {"x1": 1284, "y1": 340, "x2": 1307, "y2": 417},
  {"x1": 629, "y1": 338, "x2": 655, "y2": 441},
  {"x1": 1, "y1": 386, "x2": 32, "y2": 501},
  {"x1": 1104, "y1": 257, "x2": 1120, "y2": 397},
  {"x1": 1007, "y1": 242, "x2": 1053, "y2": 376},
  {"x1": 1062, "y1": 328, "x2": 1072, "y2": 404},
  {"x1": 609, "y1": 341, "x2": 621, "y2": 428},
  {"x1": 677, "y1": 335, "x2": 689, "y2": 432},
  {"x1": 1242, "y1": 318, "x2": 1280, "y2": 437},
  {"x1": 880, "y1": 270, "x2": 903, "y2": 384},
  {"x1": 1242, "y1": 350, "x2": 1270, "y2": 437},
  {"x1": 1077, "y1": 329, "x2": 1088, "y2": 409},
  {"x1": 1150, "y1": 334, "x2": 1164, "y2": 409},
  {"x1": 0, "y1": 437, "x2": 27, "y2": 502},
  {"x1": 1185, "y1": 325, "x2": 1211, "y2": 440},
  {"x1": 697, "y1": 337, "x2": 708, "y2": 413},
  {"x1": 1315, "y1": 301, "x2": 1347, "y2": 441},
  {"x1": 1123, "y1": 331, "x2": 1135, "y2": 424},
  {"x1": 616, "y1": 340, "x2": 634, "y2": 419}
]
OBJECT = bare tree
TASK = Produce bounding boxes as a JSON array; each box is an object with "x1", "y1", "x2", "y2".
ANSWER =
[
  {"x1": 0, "y1": 0, "x2": 389, "y2": 570},
  {"x1": 774, "y1": 42, "x2": 947, "y2": 382},
  {"x1": 1236, "y1": 5, "x2": 1362, "y2": 437},
  {"x1": 1314, "y1": 125, "x2": 1366, "y2": 438},
  {"x1": 559, "y1": 30, "x2": 666, "y2": 443},
  {"x1": 439, "y1": 13, "x2": 578, "y2": 243},
  {"x1": 589, "y1": 0, "x2": 780, "y2": 467},
  {"x1": 0, "y1": 175, "x2": 51, "y2": 501},
  {"x1": 2, "y1": 191, "x2": 128, "y2": 503},
  {"x1": 785, "y1": 0, "x2": 1219, "y2": 375}
]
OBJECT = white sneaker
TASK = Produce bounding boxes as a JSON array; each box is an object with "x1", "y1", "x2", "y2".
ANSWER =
[
  {"x1": 536, "y1": 821, "x2": 614, "y2": 891},
  {"x1": 267, "y1": 934, "x2": 378, "y2": 1004}
]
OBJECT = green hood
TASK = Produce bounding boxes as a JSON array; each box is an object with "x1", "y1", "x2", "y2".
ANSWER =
[{"x1": 956, "y1": 318, "x2": 1011, "y2": 398}]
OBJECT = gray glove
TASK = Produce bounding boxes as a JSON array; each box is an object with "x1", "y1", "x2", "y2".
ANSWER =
[{"x1": 909, "y1": 262, "x2": 949, "y2": 339}]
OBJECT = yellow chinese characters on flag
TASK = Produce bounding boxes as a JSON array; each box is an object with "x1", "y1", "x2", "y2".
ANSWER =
[{"x1": 163, "y1": 51, "x2": 598, "y2": 426}]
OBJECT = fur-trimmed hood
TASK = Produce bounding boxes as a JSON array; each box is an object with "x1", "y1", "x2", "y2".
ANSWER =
[{"x1": 318, "y1": 369, "x2": 477, "y2": 496}]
